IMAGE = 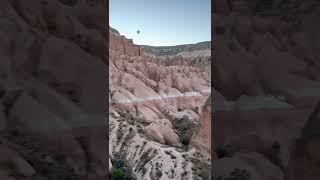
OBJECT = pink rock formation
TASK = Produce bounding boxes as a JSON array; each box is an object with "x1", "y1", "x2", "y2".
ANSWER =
[
  {"x1": 145, "y1": 123, "x2": 180, "y2": 146},
  {"x1": 109, "y1": 27, "x2": 140, "y2": 56},
  {"x1": 191, "y1": 95, "x2": 211, "y2": 157},
  {"x1": 109, "y1": 27, "x2": 211, "y2": 179}
]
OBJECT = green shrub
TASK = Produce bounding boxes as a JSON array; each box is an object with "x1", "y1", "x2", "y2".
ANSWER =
[{"x1": 110, "y1": 169, "x2": 125, "y2": 180}]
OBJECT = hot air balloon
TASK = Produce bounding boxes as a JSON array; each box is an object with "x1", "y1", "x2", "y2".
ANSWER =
[{"x1": 136, "y1": 30, "x2": 140, "y2": 35}]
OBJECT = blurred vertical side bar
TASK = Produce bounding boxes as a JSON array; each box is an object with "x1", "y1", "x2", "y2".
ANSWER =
[
  {"x1": 106, "y1": 0, "x2": 110, "y2": 175},
  {"x1": 0, "y1": 0, "x2": 109, "y2": 179},
  {"x1": 212, "y1": 0, "x2": 320, "y2": 180}
]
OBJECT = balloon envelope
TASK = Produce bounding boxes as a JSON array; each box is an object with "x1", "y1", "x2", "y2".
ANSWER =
[{"x1": 137, "y1": 30, "x2": 140, "y2": 34}]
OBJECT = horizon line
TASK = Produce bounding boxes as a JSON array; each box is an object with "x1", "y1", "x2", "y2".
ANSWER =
[
  {"x1": 109, "y1": 26, "x2": 211, "y2": 47},
  {"x1": 136, "y1": 40, "x2": 211, "y2": 47}
]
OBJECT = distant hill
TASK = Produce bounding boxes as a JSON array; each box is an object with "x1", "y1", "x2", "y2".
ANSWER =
[{"x1": 140, "y1": 41, "x2": 211, "y2": 57}]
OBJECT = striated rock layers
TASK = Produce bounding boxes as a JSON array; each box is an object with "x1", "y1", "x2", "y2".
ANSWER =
[
  {"x1": 109, "y1": 27, "x2": 140, "y2": 56},
  {"x1": 109, "y1": 27, "x2": 211, "y2": 179}
]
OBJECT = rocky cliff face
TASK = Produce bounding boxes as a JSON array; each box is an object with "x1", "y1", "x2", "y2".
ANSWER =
[
  {"x1": 190, "y1": 95, "x2": 212, "y2": 158},
  {"x1": 109, "y1": 27, "x2": 211, "y2": 179},
  {"x1": 212, "y1": 0, "x2": 320, "y2": 179},
  {"x1": 109, "y1": 27, "x2": 141, "y2": 56},
  {"x1": 0, "y1": 0, "x2": 108, "y2": 179},
  {"x1": 140, "y1": 42, "x2": 212, "y2": 88}
]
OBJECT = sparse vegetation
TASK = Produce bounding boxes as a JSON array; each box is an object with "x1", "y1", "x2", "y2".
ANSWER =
[
  {"x1": 111, "y1": 153, "x2": 137, "y2": 180},
  {"x1": 171, "y1": 116, "x2": 199, "y2": 146},
  {"x1": 110, "y1": 168, "x2": 126, "y2": 180},
  {"x1": 155, "y1": 169, "x2": 162, "y2": 178},
  {"x1": 190, "y1": 157, "x2": 211, "y2": 180}
]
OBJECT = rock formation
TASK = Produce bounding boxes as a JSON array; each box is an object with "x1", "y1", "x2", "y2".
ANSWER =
[
  {"x1": 109, "y1": 27, "x2": 211, "y2": 179},
  {"x1": 190, "y1": 95, "x2": 212, "y2": 158},
  {"x1": 109, "y1": 27, "x2": 140, "y2": 56}
]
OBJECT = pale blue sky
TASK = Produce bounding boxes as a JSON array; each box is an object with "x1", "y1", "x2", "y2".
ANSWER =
[{"x1": 110, "y1": 0, "x2": 211, "y2": 46}]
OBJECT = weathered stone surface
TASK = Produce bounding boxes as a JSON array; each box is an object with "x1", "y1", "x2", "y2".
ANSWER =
[
  {"x1": 109, "y1": 27, "x2": 211, "y2": 179},
  {"x1": 191, "y1": 95, "x2": 211, "y2": 156},
  {"x1": 145, "y1": 123, "x2": 180, "y2": 146}
]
